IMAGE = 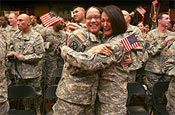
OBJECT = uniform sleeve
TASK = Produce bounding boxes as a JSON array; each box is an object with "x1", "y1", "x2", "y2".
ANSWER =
[
  {"x1": 61, "y1": 44, "x2": 123, "y2": 72},
  {"x1": 163, "y1": 43, "x2": 175, "y2": 76},
  {"x1": 18, "y1": 35, "x2": 45, "y2": 63},
  {"x1": 145, "y1": 33, "x2": 166, "y2": 56},
  {"x1": 40, "y1": 28, "x2": 50, "y2": 50}
]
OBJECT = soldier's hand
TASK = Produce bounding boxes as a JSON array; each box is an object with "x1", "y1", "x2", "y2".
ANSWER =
[
  {"x1": 87, "y1": 44, "x2": 112, "y2": 56},
  {"x1": 67, "y1": 23, "x2": 82, "y2": 31},
  {"x1": 121, "y1": 53, "x2": 131, "y2": 67},
  {"x1": 50, "y1": 37, "x2": 57, "y2": 46},
  {"x1": 164, "y1": 36, "x2": 175, "y2": 44},
  {"x1": 7, "y1": 51, "x2": 19, "y2": 59}
]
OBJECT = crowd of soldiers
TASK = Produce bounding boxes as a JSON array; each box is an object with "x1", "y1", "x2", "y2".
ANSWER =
[{"x1": 0, "y1": 4, "x2": 175, "y2": 115}]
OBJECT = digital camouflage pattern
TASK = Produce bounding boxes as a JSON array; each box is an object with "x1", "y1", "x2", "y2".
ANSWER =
[
  {"x1": 41, "y1": 26, "x2": 66, "y2": 85},
  {"x1": 31, "y1": 24, "x2": 44, "y2": 33},
  {"x1": 55, "y1": 28, "x2": 102, "y2": 105},
  {"x1": 53, "y1": 98, "x2": 94, "y2": 115},
  {"x1": 163, "y1": 42, "x2": 175, "y2": 115},
  {"x1": 53, "y1": 28, "x2": 103, "y2": 115},
  {"x1": 143, "y1": 29, "x2": 175, "y2": 105},
  {"x1": 122, "y1": 24, "x2": 144, "y2": 82},
  {"x1": 60, "y1": 34, "x2": 128, "y2": 114},
  {"x1": 0, "y1": 33, "x2": 8, "y2": 115},
  {"x1": 8, "y1": 29, "x2": 45, "y2": 95}
]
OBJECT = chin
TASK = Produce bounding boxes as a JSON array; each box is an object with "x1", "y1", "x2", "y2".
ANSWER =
[{"x1": 104, "y1": 32, "x2": 111, "y2": 36}]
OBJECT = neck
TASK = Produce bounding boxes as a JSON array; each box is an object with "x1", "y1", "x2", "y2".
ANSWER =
[
  {"x1": 22, "y1": 27, "x2": 31, "y2": 34},
  {"x1": 32, "y1": 23, "x2": 37, "y2": 27},
  {"x1": 12, "y1": 24, "x2": 17, "y2": 28},
  {"x1": 80, "y1": 18, "x2": 86, "y2": 24},
  {"x1": 157, "y1": 25, "x2": 167, "y2": 32}
]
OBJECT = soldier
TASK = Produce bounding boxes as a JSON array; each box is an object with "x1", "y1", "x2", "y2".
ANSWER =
[
  {"x1": 52, "y1": 6, "x2": 103, "y2": 115},
  {"x1": 58, "y1": 5, "x2": 129, "y2": 114},
  {"x1": 163, "y1": 42, "x2": 175, "y2": 115},
  {"x1": 66, "y1": 6, "x2": 86, "y2": 31},
  {"x1": 30, "y1": 15, "x2": 44, "y2": 33},
  {"x1": 0, "y1": 33, "x2": 8, "y2": 115},
  {"x1": 40, "y1": 16, "x2": 66, "y2": 86},
  {"x1": 143, "y1": 12, "x2": 175, "y2": 108},
  {"x1": 7, "y1": 14, "x2": 45, "y2": 115},
  {"x1": 0, "y1": 16, "x2": 11, "y2": 36},
  {"x1": 122, "y1": 10, "x2": 144, "y2": 83}
]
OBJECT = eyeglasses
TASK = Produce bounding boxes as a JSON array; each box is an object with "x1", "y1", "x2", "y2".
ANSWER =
[{"x1": 86, "y1": 15, "x2": 100, "y2": 20}]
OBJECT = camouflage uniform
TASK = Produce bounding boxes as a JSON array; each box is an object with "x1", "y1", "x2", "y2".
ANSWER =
[
  {"x1": 3, "y1": 26, "x2": 19, "y2": 85},
  {"x1": 143, "y1": 29, "x2": 175, "y2": 105},
  {"x1": 41, "y1": 27, "x2": 66, "y2": 85},
  {"x1": 31, "y1": 24, "x2": 44, "y2": 33},
  {"x1": 8, "y1": 29, "x2": 45, "y2": 95},
  {"x1": 122, "y1": 24, "x2": 145, "y2": 82},
  {"x1": 53, "y1": 28, "x2": 103, "y2": 115},
  {"x1": 163, "y1": 42, "x2": 175, "y2": 115},
  {"x1": 59, "y1": 35, "x2": 128, "y2": 115},
  {"x1": 0, "y1": 33, "x2": 9, "y2": 115}
]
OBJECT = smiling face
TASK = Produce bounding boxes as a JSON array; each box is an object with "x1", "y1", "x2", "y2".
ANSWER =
[
  {"x1": 137, "y1": 22, "x2": 144, "y2": 32},
  {"x1": 101, "y1": 12, "x2": 112, "y2": 36},
  {"x1": 86, "y1": 7, "x2": 101, "y2": 35}
]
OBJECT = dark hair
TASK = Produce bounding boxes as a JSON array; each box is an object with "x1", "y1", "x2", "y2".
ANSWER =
[
  {"x1": 103, "y1": 5, "x2": 127, "y2": 36},
  {"x1": 73, "y1": 6, "x2": 86, "y2": 11},
  {"x1": 0, "y1": 16, "x2": 8, "y2": 22},
  {"x1": 85, "y1": 6, "x2": 103, "y2": 18},
  {"x1": 156, "y1": 12, "x2": 168, "y2": 25}
]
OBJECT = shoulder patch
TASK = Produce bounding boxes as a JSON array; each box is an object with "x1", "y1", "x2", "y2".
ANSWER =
[
  {"x1": 166, "y1": 49, "x2": 172, "y2": 57},
  {"x1": 69, "y1": 41, "x2": 78, "y2": 50},
  {"x1": 75, "y1": 31, "x2": 87, "y2": 43}
]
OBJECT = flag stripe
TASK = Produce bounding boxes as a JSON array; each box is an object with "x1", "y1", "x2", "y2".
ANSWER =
[
  {"x1": 40, "y1": 12, "x2": 61, "y2": 27},
  {"x1": 121, "y1": 34, "x2": 140, "y2": 51}
]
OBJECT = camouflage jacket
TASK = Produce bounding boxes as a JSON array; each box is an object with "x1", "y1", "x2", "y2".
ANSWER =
[
  {"x1": 122, "y1": 24, "x2": 144, "y2": 71},
  {"x1": 41, "y1": 26, "x2": 66, "y2": 60},
  {"x1": 56, "y1": 28, "x2": 103, "y2": 105},
  {"x1": 143, "y1": 29, "x2": 175, "y2": 74},
  {"x1": 31, "y1": 24, "x2": 44, "y2": 33},
  {"x1": 60, "y1": 35, "x2": 129, "y2": 104},
  {"x1": 9, "y1": 30, "x2": 45, "y2": 79},
  {"x1": 0, "y1": 33, "x2": 7, "y2": 103},
  {"x1": 163, "y1": 42, "x2": 175, "y2": 98}
]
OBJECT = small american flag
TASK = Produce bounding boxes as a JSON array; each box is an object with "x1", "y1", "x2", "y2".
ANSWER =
[
  {"x1": 136, "y1": 6, "x2": 146, "y2": 15},
  {"x1": 121, "y1": 34, "x2": 140, "y2": 51},
  {"x1": 40, "y1": 12, "x2": 61, "y2": 27}
]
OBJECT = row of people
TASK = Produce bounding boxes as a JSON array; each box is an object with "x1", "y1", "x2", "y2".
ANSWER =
[{"x1": 0, "y1": 4, "x2": 175, "y2": 115}]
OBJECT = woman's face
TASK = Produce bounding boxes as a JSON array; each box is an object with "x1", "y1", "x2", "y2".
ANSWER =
[
  {"x1": 86, "y1": 7, "x2": 101, "y2": 35},
  {"x1": 101, "y1": 12, "x2": 112, "y2": 36},
  {"x1": 137, "y1": 22, "x2": 144, "y2": 32}
]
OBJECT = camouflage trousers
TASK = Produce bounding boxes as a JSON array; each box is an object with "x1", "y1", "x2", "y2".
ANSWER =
[
  {"x1": 145, "y1": 71, "x2": 170, "y2": 106},
  {"x1": 95, "y1": 97, "x2": 127, "y2": 115},
  {"x1": 52, "y1": 98, "x2": 95, "y2": 115},
  {"x1": 0, "y1": 101, "x2": 9, "y2": 115},
  {"x1": 166, "y1": 78, "x2": 175, "y2": 115},
  {"x1": 42, "y1": 59, "x2": 60, "y2": 86}
]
